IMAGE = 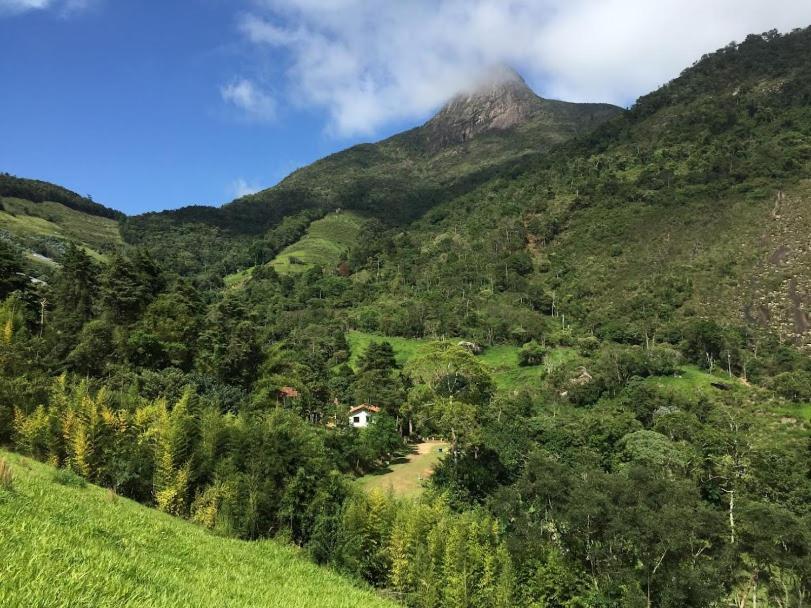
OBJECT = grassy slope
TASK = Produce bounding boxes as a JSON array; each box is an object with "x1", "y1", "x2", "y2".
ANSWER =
[
  {"x1": 359, "y1": 441, "x2": 449, "y2": 498},
  {"x1": 0, "y1": 450, "x2": 395, "y2": 608},
  {"x1": 270, "y1": 211, "x2": 364, "y2": 274},
  {"x1": 347, "y1": 330, "x2": 576, "y2": 392},
  {"x1": 0, "y1": 196, "x2": 122, "y2": 261}
]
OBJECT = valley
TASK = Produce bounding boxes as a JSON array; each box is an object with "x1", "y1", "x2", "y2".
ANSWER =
[{"x1": 1, "y1": 25, "x2": 811, "y2": 608}]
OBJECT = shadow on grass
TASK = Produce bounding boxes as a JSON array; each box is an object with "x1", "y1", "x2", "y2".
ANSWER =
[{"x1": 363, "y1": 445, "x2": 419, "y2": 477}]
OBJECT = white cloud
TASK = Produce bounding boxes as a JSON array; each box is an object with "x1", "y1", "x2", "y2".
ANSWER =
[
  {"x1": 221, "y1": 78, "x2": 277, "y2": 123},
  {"x1": 0, "y1": 0, "x2": 94, "y2": 16},
  {"x1": 230, "y1": 177, "x2": 262, "y2": 198},
  {"x1": 0, "y1": 0, "x2": 51, "y2": 14},
  {"x1": 236, "y1": 0, "x2": 811, "y2": 137}
]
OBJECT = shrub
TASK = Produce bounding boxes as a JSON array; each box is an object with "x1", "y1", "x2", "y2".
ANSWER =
[
  {"x1": 577, "y1": 336, "x2": 600, "y2": 355},
  {"x1": 769, "y1": 370, "x2": 811, "y2": 402},
  {"x1": 0, "y1": 459, "x2": 12, "y2": 491},
  {"x1": 518, "y1": 340, "x2": 547, "y2": 367},
  {"x1": 52, "y1": 468, "x2": 87, "y2": 488}
]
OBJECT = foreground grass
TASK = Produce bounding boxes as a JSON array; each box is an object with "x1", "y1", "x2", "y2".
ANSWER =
[
  {"x1": 270, "y1": 211, "x2": 365, "y2": 274},
  {"x1": 0, "y1": 450, "x2": 396, "y2": 608}
]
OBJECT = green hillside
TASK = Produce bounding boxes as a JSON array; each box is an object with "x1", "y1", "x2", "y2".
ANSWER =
[
  {"x1": 271, "y1": 211, "x2": 365, "y2": 274},
  {"x1": 342, "y1": 28, "x2": 811, "y2": 351},
  {"x1": 120, "y1": 84, "x2": 622, "y2": 278},
  {"x1": 0, "y1": 450, "x2": 394, "y2": 608},
  {"x1": 0, "y1": 173, "x2": 122, "y2": 220},
  {"x1": 347, "y1": 330, "x2": 578, "y2": 392},
  {"x1": 0, "y1": 195, "x2": 122, "y2": 263}
]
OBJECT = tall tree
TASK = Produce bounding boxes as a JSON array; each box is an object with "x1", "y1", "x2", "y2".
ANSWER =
[{"x1": 0, "y1": 240, "x2": 27, "y2": 299}]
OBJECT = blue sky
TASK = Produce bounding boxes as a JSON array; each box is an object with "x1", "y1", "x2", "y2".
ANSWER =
[
  {"x1": 2, "y1": 0, "x2": 810, "y2": 215},
  {"x1": 0, "y1": 1, "x2": 401, "y2": 214}
]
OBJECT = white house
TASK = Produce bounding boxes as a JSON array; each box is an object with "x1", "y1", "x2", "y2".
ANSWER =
[{"x1": 349, "y1": 404, "x2": 380, "y2": 428}]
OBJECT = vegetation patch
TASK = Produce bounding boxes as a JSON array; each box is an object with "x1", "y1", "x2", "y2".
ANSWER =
[
  {"x1": 0, "y1": 450, "x2": 396, "y2": 608},
  {"x1": 0, "y1": 196, "x2": 122, "y2": 262},
  {"x1": 347, "y1": 330, "x2": 573, "y2": 392},
  {"x1": 270, "y1": 211, "x2": 365, "y2": 274}
]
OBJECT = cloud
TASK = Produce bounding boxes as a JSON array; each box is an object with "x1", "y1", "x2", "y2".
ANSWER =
[
  {"x1": 220, "y1": 78, "x2": 277, "y2": 123},
  {"x1": 236, "y1": 0, "x2": 811, "y2": 137},
  {"x1": 0, "y1": 0, "x2": 95, "y2": 16},
  {"x1": 230, "y1": 177, "x2": 262, "y2": 198},
  {"x1": 0, "y1": 0, "x2": 51, "y2": 14}
]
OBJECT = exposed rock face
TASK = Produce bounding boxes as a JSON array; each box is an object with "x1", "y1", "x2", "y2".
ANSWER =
[
  {"x1": 421, "y1": 65, "x2": 621, "y2": 152},
  {"x1": 423, "y1": 66, "x2": 543, "y2": 149}
]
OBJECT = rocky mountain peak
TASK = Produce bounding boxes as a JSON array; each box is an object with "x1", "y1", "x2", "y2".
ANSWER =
[{"x1": 422, "y1": 65, "x2": 545, "y2": 149}]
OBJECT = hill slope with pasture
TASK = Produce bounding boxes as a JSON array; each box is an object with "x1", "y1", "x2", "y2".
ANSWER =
[{"x1": 0, "y1": 175, "x2": 123, "y2": 272}]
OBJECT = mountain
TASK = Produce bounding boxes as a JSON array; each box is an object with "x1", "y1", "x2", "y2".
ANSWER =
[
  {"x1": 362, "y1": 27, "x2": 811, "y2": 348},
  {"x1": 120, "y1": 71, "x2": 623, "y2": 279},
  {"x1": 422, "y1": 65, "x2": 616, "y2": 150},
  {"x1": 0, "y1": 173, "x2": 122, "y2": 221},
  {"x1": 4, "y1": 26, "x2": 811, "y2": 608}
]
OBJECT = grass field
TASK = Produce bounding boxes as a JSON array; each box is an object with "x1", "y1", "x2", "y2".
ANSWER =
[
  {"x1": 0, "y1": 450, "x2": 396, "y2": 608},
  {"x1": 641, "y1": 365, "x2": 738, "y2": 397},
  {"x1": 346, "y1": 330, "x2": 577, "y2": 393},
  {"x1": 223, "y1": 265, "x2": 255, "y2": 288},
  {"x1": 0, "y1": 196, "x2": 122, "y2": 261},
  {"x1": 359, "y1": 441, "x2": 449, "y2": 498},
  {"x1": 270, "y1": 211, "x2": 365, "y2": 274}
]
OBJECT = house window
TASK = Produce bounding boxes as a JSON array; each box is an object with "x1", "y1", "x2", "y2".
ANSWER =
[{"x1": 353, "y1": 416, "x2": 360, "y2": 423}]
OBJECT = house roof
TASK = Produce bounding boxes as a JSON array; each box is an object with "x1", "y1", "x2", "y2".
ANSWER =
[
  {"x1": 278, "y1": 386, "x2": 300, "y2": 398},
  {"x1": 349, "y1": 404, "x2": 381, "y2": 415}
]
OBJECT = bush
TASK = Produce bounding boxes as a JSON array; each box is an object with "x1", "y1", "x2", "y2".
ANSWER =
[
  {"x1": 644, "y1": 344, "x2": 682, "y2": 376},
  {"x1": 52, "y1": 468, "x2": 87, "y2": 488},
  {"x1": 518, "y1": 340, "x2": 547, "y2": 367},
  {"x1": 577, "y1": 336, "x2": 600, "y2": 355},
  {"x1": 0, "y1": 459, "x2": 12, "y2": 491},
  {"x1": 769, "y1": 370, "x2": 811, "y2": 402}
]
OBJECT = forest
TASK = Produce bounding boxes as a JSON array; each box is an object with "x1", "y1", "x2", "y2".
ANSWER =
[{"x1": 1, "y1": 27, "x2": 810, "y2": 608}]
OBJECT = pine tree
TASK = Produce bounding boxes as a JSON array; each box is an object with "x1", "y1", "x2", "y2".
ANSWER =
[{"x1": 0, "y1": 240, "x2": 27, "y2": 299}]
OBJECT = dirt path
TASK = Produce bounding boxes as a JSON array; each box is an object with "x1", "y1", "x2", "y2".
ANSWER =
[{"x1": 359, "y1": 440, "x2": 449, "y2": 498}]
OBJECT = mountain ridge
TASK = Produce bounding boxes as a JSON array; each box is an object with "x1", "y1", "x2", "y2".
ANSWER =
[{"x1": 119, "y1": 70, "x2": 623, "y2": 277}]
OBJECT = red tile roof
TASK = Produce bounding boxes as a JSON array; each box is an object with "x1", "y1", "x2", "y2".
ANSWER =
[
  {"x1": 278, "y1": 386, "x2": 300, "y2": 398},
  {"x1": 349, "y1": 404, "x2": 381, "y2": 415}
]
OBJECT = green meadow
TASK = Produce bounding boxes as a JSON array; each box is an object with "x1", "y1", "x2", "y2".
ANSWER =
[
  {"x1": 346, "y1": 330, "x2": 578, "y2": 392},
  {"x1": 270, "y1": 211, "x2": 365, "y2": 274},
  {"x1": 0, "y1": 450, "x2": 396, "y2": 608}
]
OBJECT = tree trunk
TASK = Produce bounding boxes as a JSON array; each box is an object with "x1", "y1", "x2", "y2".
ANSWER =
[{"x1": 729, "y1": 489, "x2": 736, "y2": 545}]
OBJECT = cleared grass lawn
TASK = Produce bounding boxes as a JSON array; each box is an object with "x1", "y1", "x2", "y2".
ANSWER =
[
  {"x1": 0, "y1": 197, "x2": 121, "y2": 260},
  {"x1": 359, "y1": 441, "x2": 449, "y2": 498},
  {"x1": 270, "y1": 211, "x2": 365, "y2": 274},
  {"x1": 347, "y1": 330, "x2": 574, "y2": 393},
  {"x1": 642, "y1": 365, "x2": 743, "y2": 399},
  {"x1": 0, "y1": 450, "x2": 396, "y2": 608}
]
